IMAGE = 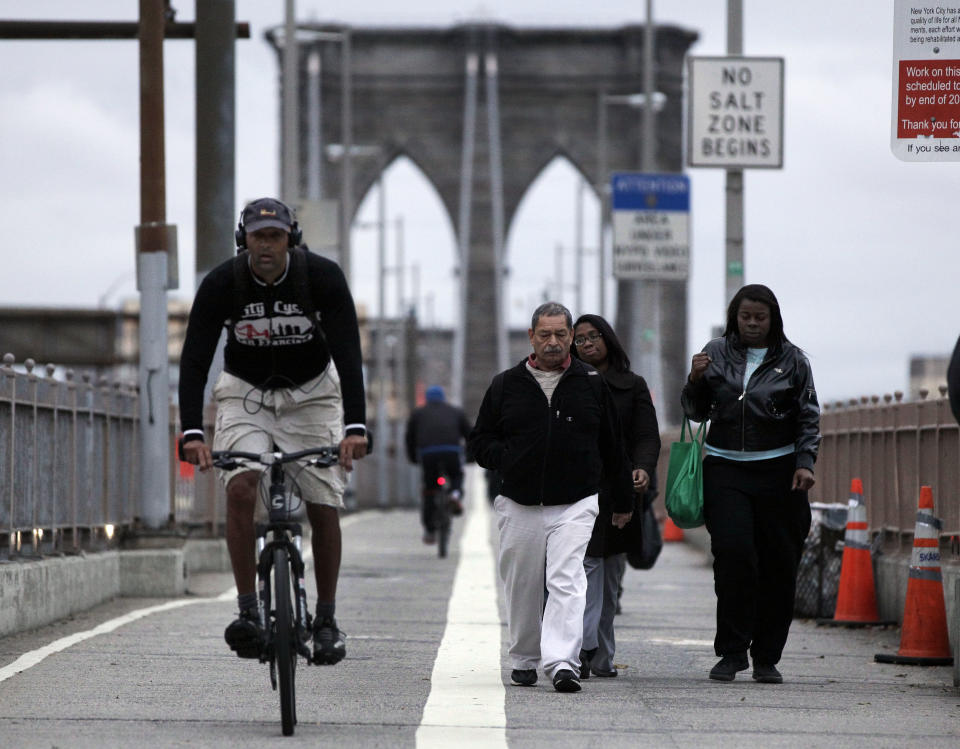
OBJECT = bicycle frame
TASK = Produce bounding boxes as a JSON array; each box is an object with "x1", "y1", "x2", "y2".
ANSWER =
[{"x1": 255, "y1": 459, "x2": 312, "y2": 660}]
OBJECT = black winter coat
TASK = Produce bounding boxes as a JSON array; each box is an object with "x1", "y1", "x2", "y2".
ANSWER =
[
  {"x1": 680, "y1": 335, "x2": 820, "y2": 471},
  {"x1": 587, "y1": 368, "x2": 661, "y2": 558},
  {"x1": 468, "y1": 358, "x2": 633, "y2": 512}
]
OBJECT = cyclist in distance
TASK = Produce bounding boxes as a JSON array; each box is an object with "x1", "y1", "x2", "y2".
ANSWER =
[
  {"x1": 179, "y1": 197, "x2": 368, "y2": 665},
  {"x1": 405, "y1": 385, "x2": 472, "y2": 543}
]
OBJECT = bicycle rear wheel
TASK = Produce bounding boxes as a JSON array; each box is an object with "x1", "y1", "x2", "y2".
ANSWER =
[
  {"x1": 436, "y1": 492, "x2": 450, "y2": 559},
  {"x1": 273, "y1": 547, "x2": 297, "y2": 736}
]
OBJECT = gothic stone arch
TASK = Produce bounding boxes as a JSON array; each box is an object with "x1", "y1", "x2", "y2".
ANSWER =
[{"x1": 276, "y1": 22, "x2": 698, "y2": 418}]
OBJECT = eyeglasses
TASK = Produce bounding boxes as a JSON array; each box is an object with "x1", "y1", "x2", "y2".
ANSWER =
[{"x1": 573, "y1": 332, "x2": 602, "y2": 346}]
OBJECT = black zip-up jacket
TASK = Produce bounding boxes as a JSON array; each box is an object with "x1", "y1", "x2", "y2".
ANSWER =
[
  {"x1": 468, "y1": 358, "x2": 633, "y2": 512},
  {"x1": 680, "y1": 335, "x2": 821, "y2": 472}
]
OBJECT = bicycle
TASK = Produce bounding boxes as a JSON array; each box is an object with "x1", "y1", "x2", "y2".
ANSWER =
[
  {"x1": 210, "y1": 446, "x2": 339, "y2": 737},
  {"x1": 422, "y1": 455, "x2": 464, "y2": 559},
  {"x1": 433, "y1": 470, "x2": 453, "y2": 559}
]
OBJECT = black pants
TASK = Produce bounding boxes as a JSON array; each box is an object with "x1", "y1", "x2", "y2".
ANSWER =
[
  {"x1": 419, "y1": 451, "x2": 463, "y2": 533},
  {"x1": 703, "y1": 454, "x2": 811, "y2": 665}
]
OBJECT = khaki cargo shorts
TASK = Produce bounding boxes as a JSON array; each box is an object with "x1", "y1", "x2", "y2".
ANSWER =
[{"x1": 212, "y1": 367, "x2": 347, "y2": 508}]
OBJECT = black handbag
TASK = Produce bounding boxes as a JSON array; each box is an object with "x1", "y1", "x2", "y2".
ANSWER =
[{"x1": 626, "y1": 502, "x2": 663, "y2": 570}]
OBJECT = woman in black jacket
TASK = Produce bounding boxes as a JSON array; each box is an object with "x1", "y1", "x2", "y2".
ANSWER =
[
  {"x1": 572, "y1": 314, "x2": 661, "y2": 679},
  {"x1": 681, "y1": 284, "x2": 820, "y2": 685}
]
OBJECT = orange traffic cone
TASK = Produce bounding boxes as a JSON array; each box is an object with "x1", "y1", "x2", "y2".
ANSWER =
[
  {"x1": 818, "y1": 479, "x2": 893, "y2": 627},
  {"x1": 875, "y1": 486, "x2": 953, "y2": 666},
  {"x1": 663, "y1": 516, "x2": 685, "y2": 542}
]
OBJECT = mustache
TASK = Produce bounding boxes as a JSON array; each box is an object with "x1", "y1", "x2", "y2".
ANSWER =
[{"x1": 542, "y1": 345, "x2": 563, "y2": 354}]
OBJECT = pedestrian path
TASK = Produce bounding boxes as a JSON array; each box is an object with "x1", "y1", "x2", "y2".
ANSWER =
[{"x1": 0, "y1": 475, "x2": 957, "y2": 747}]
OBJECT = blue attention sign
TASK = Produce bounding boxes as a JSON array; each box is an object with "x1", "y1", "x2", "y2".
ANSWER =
[
  {"x1": 611, "y1": 172, "x2": 691, "y2": 281},
  {"x1": 611, "y1": 173, "x2": 690, "y2": 211}
]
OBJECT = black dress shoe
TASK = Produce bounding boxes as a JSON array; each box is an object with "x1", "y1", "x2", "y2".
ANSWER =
[
  {"x1": 709, "y1": 653, "x2": 749, "y2": 681},
  {"x1": 752, "y1": 662, "x2": 783, "y2": 683},
  {"x1": 578, "y1": 648, "x2": 596, "y2": 680},
  {"x1": 591, "y1": 665, "x2": 618, "y2": 678}
]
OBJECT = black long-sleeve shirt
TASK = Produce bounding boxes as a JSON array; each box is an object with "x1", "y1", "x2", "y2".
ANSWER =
[{"x1": 178, "y1": 250, "x2": 366, "y2": 436}]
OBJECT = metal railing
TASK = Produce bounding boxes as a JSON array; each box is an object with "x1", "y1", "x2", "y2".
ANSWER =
[
  {"x1": 813, "y1": 387, "x2": 959, "y2": 545},
  {"x1": 0, "y1": 352, "x2": 229, "y2": 560},
  {"x1": 0, "y1": 354, "x2": 139, "y2": 559},
  {"x1": 655, "y1": 386, "x2": 960, "y2": 548}
]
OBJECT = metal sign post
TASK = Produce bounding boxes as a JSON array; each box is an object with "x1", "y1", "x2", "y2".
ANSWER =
[{"x1": 686, "y1": 1, "x2": 785, "y2": 309}]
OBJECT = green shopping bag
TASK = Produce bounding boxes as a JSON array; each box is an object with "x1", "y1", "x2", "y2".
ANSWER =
[{"x1": 664, "y1": 418, "x2": 706, "y2": 529}]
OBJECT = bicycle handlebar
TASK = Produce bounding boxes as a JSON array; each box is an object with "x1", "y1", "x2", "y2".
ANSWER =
[{"x1": 210, "y1": 446, "x2": 340, "y2": 471}]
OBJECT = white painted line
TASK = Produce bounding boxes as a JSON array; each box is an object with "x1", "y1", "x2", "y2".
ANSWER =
[
  {"x1": 0, "y1": 598, "x2": 205, "y2": 684},
  {"x1": 648, "y1": 638, "x2": 714, "y2": 647},
  {"x1": 416, "y1": 467, "x2": 506, "y2": 748},
  {"x1": 0, "y1": 510, "x2": 377, "y2": 683}
]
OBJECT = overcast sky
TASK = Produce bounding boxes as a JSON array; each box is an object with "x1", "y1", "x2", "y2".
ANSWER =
[{"x1": 0, "y1": 1, "x2": 956, "y2": 404}]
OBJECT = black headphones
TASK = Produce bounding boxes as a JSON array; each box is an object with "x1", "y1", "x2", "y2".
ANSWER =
[{"x1": 235, "y1": 198, "x2": 303, "y2": 250}]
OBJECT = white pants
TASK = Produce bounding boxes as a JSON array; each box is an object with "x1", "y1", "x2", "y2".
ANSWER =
[{"x1": 494, "y1": 494, "x2": 599, "y2": 679}]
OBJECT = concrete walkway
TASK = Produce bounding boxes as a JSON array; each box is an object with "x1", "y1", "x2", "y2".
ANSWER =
[{"x1": 0, "y1": 481, "x2": 957, "y2": 747}]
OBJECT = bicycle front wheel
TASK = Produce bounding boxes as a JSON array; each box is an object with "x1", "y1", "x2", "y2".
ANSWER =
[{"x1": 273, "y1": 547, "x2": 297, "y2": 736}]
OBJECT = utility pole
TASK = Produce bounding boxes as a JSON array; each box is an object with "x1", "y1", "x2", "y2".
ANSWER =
[
  {"x1": 395, "y1": 216, "x2": 405, "y2": 316},
  {"x1": 340, "y1": 32, "x2": 353, "y2": 285},
  {"x1": 726, "y1": 0, "x2": 745, "y2": 307},
  {"x1": 375, "y1": 175, "x2": 388, "y2": 507},
  {"x1": 195, "y1": 0, "x2": 236, "y2": 283},
  {"x1": 596, "y1": 93, "x2": 608, "y2": 319},
  {"x1": 281, "y1": 0, "x2": 299, "y2": 204},
  {"x1": 636, "y1": 0, "x2": 664, "y2": 420},
  {"x1": 136, "y1": 0, "x2": 174, "y2": 530},
  {"x1": 0, "y1": 11, "x2": 250, "y2": 531},
  {"x1": 575, "y1": 178, "x2": 584, "y2": 315},
  {"x1": 616, "y1": 0, "x2": 669, "y2": 421}
]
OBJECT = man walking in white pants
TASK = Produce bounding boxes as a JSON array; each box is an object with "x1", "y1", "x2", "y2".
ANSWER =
[{"x1": 468, "y1": 302, "x2": 633, "y2": 693}]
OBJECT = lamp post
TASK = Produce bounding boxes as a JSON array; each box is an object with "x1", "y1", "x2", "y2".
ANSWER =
[
  {"x1": 275, "y1": 24, "x2": 353, "y2": 281},
  {"x1": 281, "y1": 0, "x2": 298, "y2": 203},
  {"x1": 726, "y1": 0, "x2": 745, "y2": 307},
  {"x1": 353, "y1": 172, "x2": 389, "y2": 508},
  {"x1": 596, "y1": 88, "x2": 668, "y2": 417},
  {"x1": 575, "y1": 177, "x2": 584, "y2": 315},
  {"x1": 595, "y1": 90, "x2": 666, "y2": 320}
]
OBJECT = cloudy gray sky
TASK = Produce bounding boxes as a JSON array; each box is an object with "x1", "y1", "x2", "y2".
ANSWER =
[{"x1": 0, "y1": 1, "x2": 956, "y2": 404}]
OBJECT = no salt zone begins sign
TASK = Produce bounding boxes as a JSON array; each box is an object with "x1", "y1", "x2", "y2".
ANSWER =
[{"x1": 687, "y1": 56, "x2": 784, "y2": 169}]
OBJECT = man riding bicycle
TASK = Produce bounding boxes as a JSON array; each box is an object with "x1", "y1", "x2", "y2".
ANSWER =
[
  {"x1": 179, "y1": 197, "x2": 368, "y2": 665},
  {"x1": 404, "y1": 385, "x2": 471, "y2": 543}
]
